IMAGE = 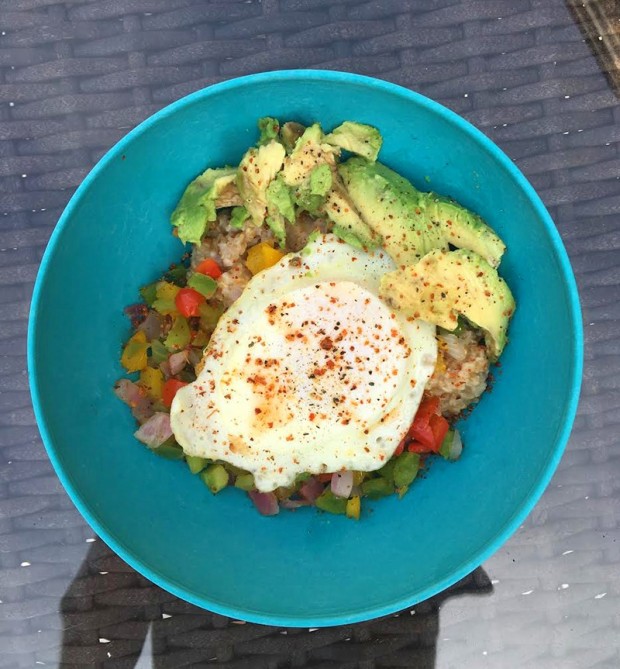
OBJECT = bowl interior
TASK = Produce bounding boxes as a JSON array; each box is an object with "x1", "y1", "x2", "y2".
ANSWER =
[{"x1": 29, "y1": 72, "x2": 581, "y2": 626}]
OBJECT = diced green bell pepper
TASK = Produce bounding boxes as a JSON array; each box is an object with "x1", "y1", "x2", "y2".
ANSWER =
[
  {"x1": 153, "y1": 438, "x2": 185, "y2": 460},
  {"x1": 164, "y1": 316, "x2": 190, "y2": 351},
  {"x1": 152, "y1": 298, "x2": 176, "y2": 315},
  {"x1": 199, "y1": 303, "x2": 224, "y2": 331},
  {"x1": 361, "y1": 477, "x2": 394, "y2": 499},
  {"x1": 165, "y1": 264, "x2": 188, "y2": 287},
  {"x1": 140, "y1": 283, "x2": 157, "y2": 307},
  {"x1": 150, "y1": 339, "x2": 169, "y2": 364},
  {"x1": 188, "y1": 273, "x2": 218, "y2": 299},
  {"x1": 201, "y1": 464, "x2": 229, "y2": 494},
  {"x1": 186, "y1": 455, "x2": 207, "y2": 474},
  {"x1": 315, "y1": 489, "x2": 347, "y2": 514},
  {"x1": 393, "y1": 452, "x2": 420, "y2": 488},
  {"x1": 378, "y1": 459, "x2": 397, "y2": 483},
  {"x1": 234, "y1": 473, "x2": 256, "y2": 491},
  {"x1": 439, "y1": 430, "x2": 455, "y2": 459}
]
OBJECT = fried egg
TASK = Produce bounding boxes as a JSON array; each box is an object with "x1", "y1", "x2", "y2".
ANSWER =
[{"x1": 170, "y1": 234, "x2": 437, "y2": 492}]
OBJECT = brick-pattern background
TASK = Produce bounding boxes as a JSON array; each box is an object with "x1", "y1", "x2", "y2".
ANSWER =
[{"x1": 1, "y1": 0, "x2": 619, "y2": 667}]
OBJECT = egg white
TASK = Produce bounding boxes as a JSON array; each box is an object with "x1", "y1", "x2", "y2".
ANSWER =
[{"x1": 170, "y1": 234, "x2": 437, "y2": 492}]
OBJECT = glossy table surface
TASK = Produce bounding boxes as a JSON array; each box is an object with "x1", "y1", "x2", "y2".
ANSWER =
[{"x1": 1, "y1": 1, "x2": 619, "y2": 667}]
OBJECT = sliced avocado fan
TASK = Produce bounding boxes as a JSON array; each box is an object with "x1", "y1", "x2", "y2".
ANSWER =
[
  {"x1": 339, "y1": 157, "x2": 505, "y2": 268},
  {"x1": 379, "y1": 248, "x2": 515, "y2": 358},
  {"x1": 339, "y1": 157, "x2": 447, "y2": 267}
]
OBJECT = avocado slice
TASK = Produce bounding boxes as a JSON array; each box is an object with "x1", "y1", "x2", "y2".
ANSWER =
[
  {"x1": 379, "y1": 248, "x2": 515, "y2": 358},
  {"x1": 237, "y1": 140, "x2": 286, "y2": 226},
  {"x1": 285, "y1": 162, "x2": 332, "y2": 217},
  {"x1": 323, "y1": 188, "x2": 380, "y2": 250},
  {"x1": 309, "y1": 163, "x2": 332, "y2": 196},
  {"x1": 281, "y1": 123, "x2": 338, "y2": 187},
  {"x1": 257, "y1": 116, "x2": 280, "y2": 146},
  {"x1": 339, "y1": 157, "x2": 447, "y2": 267},
  {"x1": 265, "y1": 176, "x2": 295, "y2": 247},
  {"x1": 421, "y1": 192, "x2": 505, "y2": 268},
  {"x1": 170, "y1": 167, "x2": 240, "y2": 245},
  {"x1": 325, "y1": 121, "x2": 383, "y2": 161},
  {"x1": 280, "y1": 123, "x2": 342, "y2": 219},
  {"x1": 230, "y1": 205, "x2": 250, "y2": 229}
]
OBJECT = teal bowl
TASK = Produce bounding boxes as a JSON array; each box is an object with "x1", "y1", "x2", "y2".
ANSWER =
[{"x1": 28, "y1": 71, "x2": 582, "y2": 626}]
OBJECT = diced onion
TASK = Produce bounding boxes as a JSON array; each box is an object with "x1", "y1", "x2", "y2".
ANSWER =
[
  {"x1": 134, "y1": 412, "x2": 173, "y2": 448},
  {"x1": 138, "y1": 311, "x2": 162, "y2": 340},
  {"x1": 168, "y1": 350, "x2": 189, "y2": 375},
  {"x1": 299, "y1": 477, "x2": 324, "y2": 503},
  {"x1": 331, "y1": 471, "x2": 353, "y2": 498},
  {"x1": 248, "y1": 491, "x2": 280, "y2": 516},
  {"x1": 439, "y1": 333, "x2": 467, "y2": 362},
  {"x1": 114, "y1": 379, "x2": 153, "y2": 424}
]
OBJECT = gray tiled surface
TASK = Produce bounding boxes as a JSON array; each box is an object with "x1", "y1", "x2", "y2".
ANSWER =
[{"x1": 1, "y1": 0, "x2": 619, "y2": 667}]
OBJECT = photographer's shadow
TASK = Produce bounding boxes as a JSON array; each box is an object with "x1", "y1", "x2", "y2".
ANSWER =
[{"x1": 59, "y1": 540, "x2": 493, "y2": 668}]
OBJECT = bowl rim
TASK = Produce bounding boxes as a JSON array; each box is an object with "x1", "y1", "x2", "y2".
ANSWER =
[{"x1": 27, "y1": 69, "x2": 583, "y2": 627}]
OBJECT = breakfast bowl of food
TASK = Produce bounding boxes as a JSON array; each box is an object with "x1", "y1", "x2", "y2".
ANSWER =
[{"x1": 28, "y1": 70, "x2": 582, "y2": 626}]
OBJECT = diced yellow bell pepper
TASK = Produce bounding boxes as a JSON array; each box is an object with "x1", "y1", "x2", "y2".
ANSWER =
[
  {"x1": 121, "y1": 330, "x2": 149, "y2": 372},
  {"x1": 156, "y1": 281, "x2": 180, "y2": 301},
  {"x1": 434, "y1": 350, "x2": 446, "y2": 375},
  {"x1": 346, "y1": 495, "x2": 361, "y2": 520},
  {"x1": 139, "y1": 366, "x2": 164, "y2": 401},
  {"x1": 245, "y1": 242, "x2": 285, "y2": 275},
  {"x1": 152, "y1": 281, "x2": 180, "y2": 315}
]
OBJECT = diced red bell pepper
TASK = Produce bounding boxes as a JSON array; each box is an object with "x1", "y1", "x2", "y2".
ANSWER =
[
  {"x1": 408, "y1": 421, "x2": 435, "y2": 449},
  {"x1": 407, "y1": 396, "x2": 441, "y2": 449},
  {"x1": 403, "y1": 395, "x2": 449, "y2": 452},
  {"x1": 195, "y1": 258, "x2": 222, "y2": 279},
  {"x1": 174, "y1": 287, "x2": 206, "y2": 318},
  {"x1": 393, "y1": 439, "x2": 406, "y2": 457},
  {"x1": 415, "y1": 396, "x2": 440, "y2": 425},
  {"x1": 407, "y1": 440, "x2": 434, "y2": 454},
  {"x1": 162, "y1": 378, "x2": 188, "y2": 407},
  {"x1": 429, "y1": 414, "x2": 450, "y2": 452}
]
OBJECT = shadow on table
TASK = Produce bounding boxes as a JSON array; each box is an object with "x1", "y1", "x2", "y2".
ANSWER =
[{"x1": 58, "y1": 541, "x2": 493, "y2": 668}]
